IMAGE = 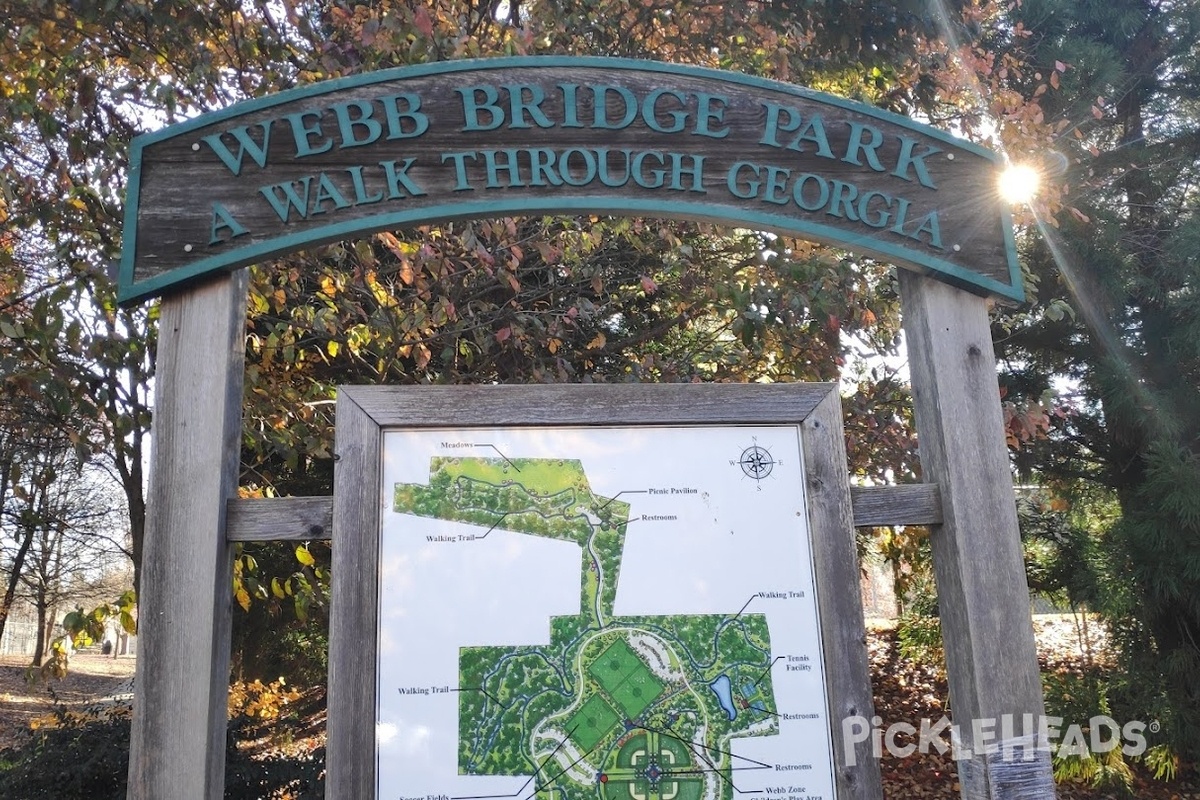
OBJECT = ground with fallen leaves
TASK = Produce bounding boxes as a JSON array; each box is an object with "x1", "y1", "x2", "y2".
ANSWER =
[
  {"x1": 0, "y1": 651, "x2": 134, "y2": 751},
  {"x1": 1, "y1": 619, "x2": 1198, "y2": 797},
  {"x1": 870, "y1": 616, "x2": 1200, "y2": 798}
]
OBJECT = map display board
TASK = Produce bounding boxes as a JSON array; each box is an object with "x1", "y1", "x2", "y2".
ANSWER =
[{"x1": 376, "y1": 424, "x2": 837, "y2": 800}]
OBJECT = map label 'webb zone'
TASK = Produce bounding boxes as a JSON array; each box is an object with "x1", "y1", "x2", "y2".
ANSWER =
[{"x1": 393, "y1": 456, "x2": 780, "y2": 800}]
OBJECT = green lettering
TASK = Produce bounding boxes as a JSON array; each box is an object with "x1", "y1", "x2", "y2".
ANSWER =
[
  {"x1": 857, "y1": 190, "x2": 894, "y2": 228},
  {"x1": 591, "y1": 85, "x2": 637, "y2": 129},
  {"x1": 763, "y1": 165, "x2": 791, "y2": 205},
  {"x1": 283, "y1": 110, "x2": 332, "y2": 157},
  {"x1": 380, "y1": 158, "x2": 426, "y2": 198},
  {"x1": 893, "y1": 136, "x2": 941, "y2": 189},
  {"x1": 789, "y1": 115, "x2": 834, "y2": 158},
  {"x1": 382, "y1": 93, "x2": 429, "y2": 139},
  {"x1": 644, "y1": 88, "x2": 688, "y2": 134},
  {"x1": 843, "y1": 122, "x2": 885, "y2": 172},
  {"x1": 908, "y1": 211, "x2": 943, "y2": 248},
  {"x1": 259, "y1": 176, "x2": 313, "y2": 222},
  {"x1": 633, "y1": 151, "x2": 666, "y2": 188},
  {"x1": 558, "y1": 84, "x2": 583, "y2": 128},
  {"x1": 827, "y1": 179, "x2": 860, "y2": 220},
  {"x1": 441, "y1": 152, "x2": 478, "y2": 191},
  {"x1": 728, "y1": 162, "x2": 762, "y2": 199},
  {"x1": 596, "y1": 148, "x2": 632, "y2": 187},
  {"x1": 694, "y1": 93, "x2": 730, "y2": 139},
  {"x1": 529, "y1": 148, "x2": 563, "y2": 187},
  {"x1": 889, "y1": 197, "x2": 913, "y2": 235},
  {"x1": 209, "y1": 202, "x2": 248, "y2": 244},
  {"x1": 482, "y1": 149, "x2": 523, "y2": 188},
  {"x1": 458, "y1": 86, "x2": 504, "y2": 131},
  {"x1": 559, "y1": 148, "x2": 597, "y2": 186},
  {"x1": 347, "y1": 165, "x2": 384, "y2": 205},
  {"x1": 202, "y1": 122, "x2": 273, "y2": 176},
  {"x1": 792, "y1": 173, "x2": 829, "y2": 212},
  {"x1": 505, "y1": 84, "x2": 554, "y2": 129},
  {"x1": 759, "y1": 102, "x2": 799, "y2": 148},
  {"x1": 311, "y1": 172, "x2": 351, "y2": 215},
  {"x1": 333, "y1": 99, "x2": 382, "y2": 148},
  {"x1": 757, "y1": 103, "x2": 833, "y2": 157},
  {"x1": 669, "y1": 153, "x2": 706, "y2": 192}
]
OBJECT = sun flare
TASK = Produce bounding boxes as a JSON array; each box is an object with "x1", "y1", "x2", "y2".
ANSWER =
[{"x1": 999, "y1": 163, "x2": 1042, "y2": 204}]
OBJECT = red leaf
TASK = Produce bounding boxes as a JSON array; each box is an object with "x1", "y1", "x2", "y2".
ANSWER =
[{"x1": 413, "y1": 6, "x2": 434, "y2": 38}]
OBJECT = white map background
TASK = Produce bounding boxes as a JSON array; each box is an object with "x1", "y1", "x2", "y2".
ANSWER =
[{"x1": 375, "y1": 425, "x2": 837, "y2": 800}]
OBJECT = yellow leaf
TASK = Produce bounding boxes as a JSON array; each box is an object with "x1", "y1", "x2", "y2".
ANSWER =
[
  {"x1": 327, "y1": 340, "x2": 340, "y2": 358},
  {"x1": 235, "y1": 587, "x2": 251, "y2": 612},
  {"x1": 295, "y1": 545, "x2": 315, "y2": 567},
  {"x1": 587, "y1": 332, "x2": 606, "y2": 350}
]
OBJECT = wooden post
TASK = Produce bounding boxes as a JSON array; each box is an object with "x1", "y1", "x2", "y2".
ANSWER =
[
  {"x1": 128, "y1": 271, "x2": 248, "y2": 799},
  {"x1": 899, "y1": 271, "x2": 1055, "y2": 798},
  {"x1": 803, "y1": 388, "x2": 885, "y2": 799}
]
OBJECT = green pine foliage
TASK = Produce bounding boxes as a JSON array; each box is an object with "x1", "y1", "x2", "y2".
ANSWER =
[{"x1": 993, "y1": 0, "x2": 1200, "y2": 764}]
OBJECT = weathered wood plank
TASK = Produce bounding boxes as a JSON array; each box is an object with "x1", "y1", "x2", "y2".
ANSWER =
[
  {"x1": 128, "y1": 270, "x2": 248, "y2": 799},
  {"x1": 898, "y1": 271, "x2": 1054, "y2": 798},
  {"x1": 327, "y1": 390, "x2": 383, "y2": 799},
  {"x1": 850, "y1": 484, "x2": 942, "y2": 527},
  {"x1": 226, "y1": 483, "x2": 941, "y2": 542},
  {"x1": 802, "y1": 388, "x2": 885, "y2": 800},
  {"x1": 226, "y1": 496, "x2": 333, "y2": 542},
  {"x1": 346, "y1": 382, "x2": 832, "y2": 427}
]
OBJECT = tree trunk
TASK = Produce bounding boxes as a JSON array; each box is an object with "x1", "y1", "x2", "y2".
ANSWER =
[
  {"x1": 0, "y1": 527, "x2": 34, "y2": 646},
  {"x1": 32, "y1": 597, "x2": 47, "y2": 667}
]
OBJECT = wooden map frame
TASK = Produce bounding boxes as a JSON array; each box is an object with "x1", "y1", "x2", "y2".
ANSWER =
[{"x1": 326, "y1": 383, "x2": 877, "y2": 798}]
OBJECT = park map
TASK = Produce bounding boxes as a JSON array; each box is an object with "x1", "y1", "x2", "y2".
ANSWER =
[{"x1": 378, "y1": 428, "x2": 835, "y2": 800}]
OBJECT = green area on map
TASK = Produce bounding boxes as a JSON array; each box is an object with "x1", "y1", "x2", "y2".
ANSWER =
[{"x1": 394, "y1": 457, "x2": 778, "y2": 800}]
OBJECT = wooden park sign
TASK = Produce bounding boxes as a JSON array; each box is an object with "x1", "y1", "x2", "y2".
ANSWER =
[
  {"x1": 119, "y1": 57, "x2": 1022, "y2": 305},
  {"x1": 120, "y1": 58, "x2": 1052, "y2": 800}
]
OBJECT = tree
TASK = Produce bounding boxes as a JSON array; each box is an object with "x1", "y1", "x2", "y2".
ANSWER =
[
  {"x1": 987, "y1": 0, "x2": 1200, "y2": 762},
  {"x1": 0, "y1": 412, "x2": 67, "y2": 646},
  {"x1": 2, "y1": 1, "x2": 1071, "y2": 717},
  {"x1": 19, "y1": 458, "x2": 125, "y2": 666},
  {"x1": 0, "y1": 403, "x2": 129, "y2": 665},
  {"x1": 0, "y1": 0, "x2": 321, "y2": 594}
]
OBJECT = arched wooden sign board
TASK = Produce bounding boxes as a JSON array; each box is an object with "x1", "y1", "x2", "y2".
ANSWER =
[
  {"x1": 121, "y1": 58, "x2": 1052, "y2": 800},
  {"x1": 118, "y1": 57, "x2": 1022, "y2": 305}
]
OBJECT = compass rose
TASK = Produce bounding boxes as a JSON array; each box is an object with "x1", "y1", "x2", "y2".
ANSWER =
[{"x1": 738, "y1": 443, "x2": 777, "y2": 483}]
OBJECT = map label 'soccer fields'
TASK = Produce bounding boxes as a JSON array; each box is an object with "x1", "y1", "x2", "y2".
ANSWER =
[{"x1": 377, "y1": 427, "x2": 837, "y2": 800}]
